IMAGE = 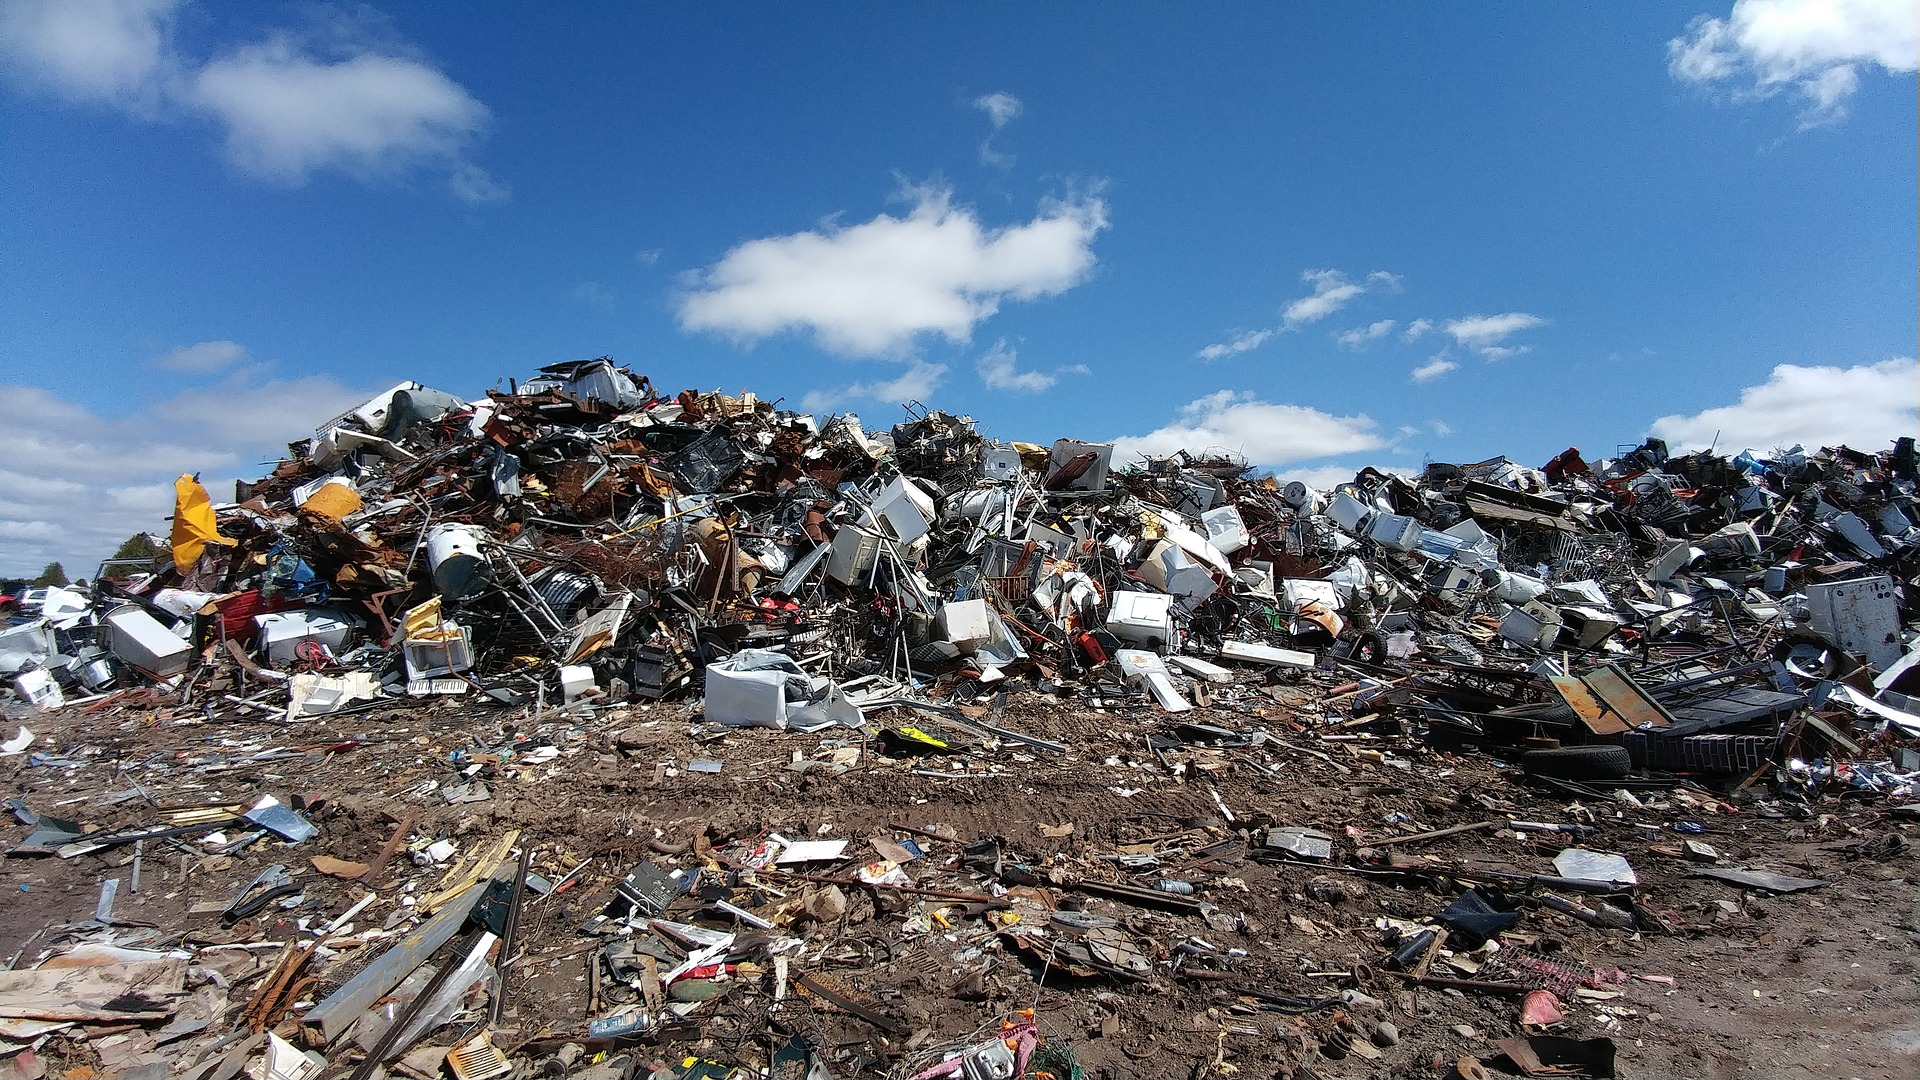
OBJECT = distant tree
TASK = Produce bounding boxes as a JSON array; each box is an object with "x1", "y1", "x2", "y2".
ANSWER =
[
  {"x1": 102, "y1": 533, "x2": 164, "y2": 580},
  {"x1": 30, "y1": 562, "x2": 68, "y2": 587}
]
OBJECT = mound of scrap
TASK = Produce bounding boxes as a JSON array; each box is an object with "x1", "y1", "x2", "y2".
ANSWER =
[{"x1": 1, "y1": 359, "x2": 1916, "y2": 1080}]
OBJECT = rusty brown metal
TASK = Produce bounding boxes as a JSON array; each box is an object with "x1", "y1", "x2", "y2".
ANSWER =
[
  {"x1": 1581, "y1": 664, "x2": 1674, "y2": 730},
  {"x1": 1549, "y1": 674, "x2": 1628, "y2": 735}
]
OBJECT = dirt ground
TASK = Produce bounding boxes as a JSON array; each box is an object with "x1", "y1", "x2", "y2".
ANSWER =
[{"x1": 2, "y1": 682, "x2": 1916, "y2": 1079}]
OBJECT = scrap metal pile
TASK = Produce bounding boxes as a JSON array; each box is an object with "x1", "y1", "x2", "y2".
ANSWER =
[{"x1": 1, "y1": 358, "x2": 1916, "y2": 1079}]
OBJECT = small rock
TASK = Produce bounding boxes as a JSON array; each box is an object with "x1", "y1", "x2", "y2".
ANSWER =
[
  {"x1": 1372, "y1": 1021, "x2": 1400, "y2": 1047},
  {"x1": 1453, "y1": 1024, "x2": 1478, "y2": 1039}
]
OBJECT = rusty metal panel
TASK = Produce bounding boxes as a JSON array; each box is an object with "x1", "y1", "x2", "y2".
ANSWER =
[
  {"x1": 1582, "y1": 664, "x2": 1674, "y2": 730},
  {"x1": 1550, "y1": 674, "x2": 1628, "y2": 735}
]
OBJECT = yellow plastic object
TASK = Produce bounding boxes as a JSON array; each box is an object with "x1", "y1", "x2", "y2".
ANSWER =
[
  {"x1": 170, "y1": 474, "x2": 236, "y2": 572},
  {"x1": 403, "y1": 597, "x2": 458, "y2": 643},
  {"x1": 299, "y1": 480, "x2": 362, "y2": 523},
  {"x1": 897, "y1": 725, "x2": 949, "y2": 749}
]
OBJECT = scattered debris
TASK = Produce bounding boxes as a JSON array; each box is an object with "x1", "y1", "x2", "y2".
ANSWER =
[{"x1": 2, "y1": 370, "x2": 1916, "y2": 1077}]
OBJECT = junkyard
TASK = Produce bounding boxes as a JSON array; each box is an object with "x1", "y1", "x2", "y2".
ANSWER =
[{"x1": 0, "y1": 362, "x2": 1915, "y2": 1080}]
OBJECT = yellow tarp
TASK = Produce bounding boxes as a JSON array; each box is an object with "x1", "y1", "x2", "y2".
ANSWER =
[{"x1": 170, "y1": 475, "x2": 235, "y2": 572}]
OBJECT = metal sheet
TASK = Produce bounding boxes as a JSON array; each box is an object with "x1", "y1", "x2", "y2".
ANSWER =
[
  {"x1": 1581, "y1": 664, "x2": 1673, "y2": 730},
  {"x1": 1549, "y1": 674, "x2": 1627, "y2": 735}
]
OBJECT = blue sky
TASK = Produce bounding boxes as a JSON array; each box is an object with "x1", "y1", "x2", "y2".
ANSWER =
[{"x1": 1, "y1": 0, "x2": 1915, "y2": 576}]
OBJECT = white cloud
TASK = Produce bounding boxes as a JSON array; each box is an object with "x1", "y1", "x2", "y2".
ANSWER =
[
  {"x1": 1411, "y1": 357, "x2": 1458, "y2": 382},
  {"x1": 975, "y1": 91, "x2": 1022, "y2": 129},
  {"x1": 678, "y1": 187, "x2": 1109, "y2": 356},
  {"x1": 635, "y1": 248, "x2": 664, "y2": 266},
  {"x1": 0, "y1": 0, "x2": 180, "y2": 105},
  {"x1": 1283, "y1": 269, "x2": 1399, "y2": 328},
  {"x1": 1112, "y1": 391, "x2": 1385, "y2": 466},
  {"x1": 1648, "y1": 358, "x2": 1918, "y2": 453},
  {"x1": 449, "y1": 161, "x2": 509, "y2": 204},
  {"x1": 974, "y1": 91, "x2": 1022, "y2": 167},
  {"x1": 0, "y1": 1, "x2": 501, "y2": 199},
  {"x1": 1336, "y1": 319, "x2": 1397, "y2": 350},
  {"x1": 0, "y1": 368, "x2": 373, "y2": 576},
  {"x1": 1273, "y1": 463, "x2": 1370, "y2": 492},
  {"x1": 185, "y1": 39, "x2": 492, "y2": 186},
  {"x1": 1444, "y1": 312, "x2": 1546, "y2": 357},
  {"x1": 1670, "y1": 0, "x2": 1918, "y2": 125},
  {"x1": 976, "y1": 340, "x2": 1056, "y2": 393},
  {"x1": 801, "y1": 362, "x2": 949, "y2": 414},
  {"x1": 1402, "y1": 318, "x2": 1434, "y2": 341},
  {"x1": 1430, "y1": 419, "x2": 1454, "y2": 436},
  {"x1": 155, "y1": 339, "x2": 246, "y2": 373},
  {"x1": 1196, "y1": 328, "x2": 1274, "y2": 362}
]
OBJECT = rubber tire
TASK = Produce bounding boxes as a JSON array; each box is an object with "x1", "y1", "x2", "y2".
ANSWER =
[{"x1": 1520, "y1": 745, "x2": 1632, "y2": 782}]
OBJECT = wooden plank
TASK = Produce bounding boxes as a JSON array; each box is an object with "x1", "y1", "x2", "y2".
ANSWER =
[
  {"x1": 424, "y1": 829, "x2": 519, "y2": 914},
  {"x1": 1377, "y1": 820, "x2": 1496, "y2": 847}
]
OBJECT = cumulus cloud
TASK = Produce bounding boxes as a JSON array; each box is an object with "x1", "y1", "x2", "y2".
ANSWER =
[
  {"x1": 1273, "y1": 463, "x2": 1376, "y2": 493},
  {"x1": 1648, "y1": 358, "x2": 1918, "y2": 453},
  {"x1": 1444, "y1": 312, "x2": 1546, "y2": 358},
  {"x1": 1196, "y1": 329, "x2": 1273, "y2": 362},
  {"x1": 184, "y1": 39, "x2": 494, "y2": 189},
  {"x1": 976, "y1": 340, "x2": 1056, "y2": 392},
  {"x1": 0, "y1": 368, "x2": 373, "y2": 576},
  {"x1": 0, "y1": 0, "x2": 180, "y2": 105},
  {"x1": 801, "y1": 362, "x2": 949, "y2": 414},
  {"x1": 678, "y1": 187, "x2": 1109, "y2": 356},
  {"x1": 1669, "y1": 0, "x2": 1918, "y2": 125},
  {"x1": 1283, "y1": 269, "x2": 1400, "y2": 328},
  {"x1": 1336, "y1": 319, "x2": 1397, "y2": 350},
  {"x1": 1402, "y1": 318, "x2": 1434, "y2": 342},
  {"x1": 0, "y1": 0, "x2": 501, "y2": 199},
  {"x1": 1411, "y1": 357, "x2": 1458, "y2": 382},
  {"x1": 154, "y1": 339, "x2": 247, "y2": 373},
  {"x1": 1112, "y1": 391, "x2": 1386, "y2": 466}
]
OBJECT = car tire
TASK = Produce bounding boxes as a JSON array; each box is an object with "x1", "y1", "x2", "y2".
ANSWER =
[{"x1": 1520, "y1": 745, "x2": 1632, "y2": 782}]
